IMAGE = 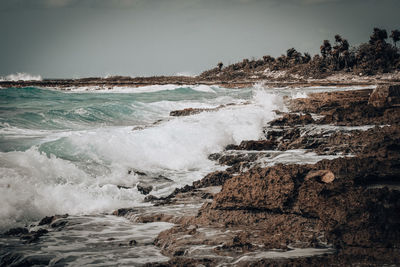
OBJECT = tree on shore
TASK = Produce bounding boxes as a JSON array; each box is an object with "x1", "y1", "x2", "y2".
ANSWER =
[
  {"x1": 200, "y1": 27, "x2": 400, "y2": 78},
  {"x1": 369, "y1": 28, "x2": 388, "y2": 44},
  {"x1": 390, "y1": 30, "x2": 400, "y2": 47},
  {"x1": 320, "y1": 40, "x2": 332, "y2": 59}
]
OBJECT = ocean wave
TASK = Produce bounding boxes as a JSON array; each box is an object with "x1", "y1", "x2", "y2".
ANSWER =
[
  {"x1": 60, "y1": 84, "x2": 220, "y2": 94},
  {"x1": 0, "y1": 87, "x2": 282, "y2": 229},
  {"x1": 0, "y1": 72, "x2": 42, "y2": 81}
]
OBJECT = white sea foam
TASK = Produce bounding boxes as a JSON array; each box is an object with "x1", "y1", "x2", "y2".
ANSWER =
[
  {"x1": 0, "y1": 88, "x2": 281, "y2": 229},
  {"x1": 60, "y1": 84, "x2": 219, "y2": 94},
  {"x1": 0, "y1": 147, "x2": 146, "y2": 229},
  {"x1": 175, "y1": 71, "x2": 196, "y2": 77},
  {"x1": 0, "y1": 72, "x2": 42, "y2": 81}
]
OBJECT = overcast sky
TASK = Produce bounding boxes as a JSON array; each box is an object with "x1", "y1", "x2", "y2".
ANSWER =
[{"x1": 0, "y1": 0, "x2": 399, "y2": 78}]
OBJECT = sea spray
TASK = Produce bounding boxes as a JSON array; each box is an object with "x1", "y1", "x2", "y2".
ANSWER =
[
  {"x1": 0, "y1": 73, "x2": 42, "y2": 81},
  {"x1": 0, "y1": 85, "x2": 281, "y2": 229}
]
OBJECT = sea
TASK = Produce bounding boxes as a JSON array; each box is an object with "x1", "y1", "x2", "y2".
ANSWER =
[{"x1": 0, "y1": 84, "x2": 372, "y2": 265}]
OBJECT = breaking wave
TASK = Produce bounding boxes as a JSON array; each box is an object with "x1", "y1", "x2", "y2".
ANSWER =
[
  {"x1": 0, "y1": 72, "x2": 42, "y2": 81},
  {"x1": 0, "y1": 85, "x2": 282, "y2": 229}
]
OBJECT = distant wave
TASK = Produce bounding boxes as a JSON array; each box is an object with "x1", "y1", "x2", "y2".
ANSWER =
[
  {"x1": 175, "y1": 71, "x2": 196, "y2": 77},
  {"x1": 0, "y1": 72, "x2": 42, "y2": 81}
]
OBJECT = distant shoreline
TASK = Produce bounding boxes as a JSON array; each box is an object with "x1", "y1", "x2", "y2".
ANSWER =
[{"x1": 1, "y1": 72, "x2": 400, "y2": 90}]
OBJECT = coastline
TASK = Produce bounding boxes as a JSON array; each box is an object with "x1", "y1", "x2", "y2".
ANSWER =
[
  {"x1": 1, "y1": 71, "x2": 400, "y2": 90},
  {"x1": 132, "y1": 84, "x2": 399, "y2": 266},
  {"x1": 1, "y1": 81, "x2": 399, "y2": 266}
]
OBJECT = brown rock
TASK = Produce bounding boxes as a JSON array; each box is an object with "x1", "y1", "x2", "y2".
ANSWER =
[
  {"x1": 305, "y1": 170, "x2": 335, "y2": 183},
  {"x1": 193, "y1": 171, "x2": 232, "y2": 188},
  {"x1": 170, "y1": 108, "x2": 204, "y2": 116},
  {"x1": 270, "y1": 113, "x2": 314, "y2": 126},
  {"x1": 368, "y1": 84, "x2": 400, "y2": 108},
  {"x1": 232, "y1": 140, "x2": 276, "y2": 150},
  {"x1": 112, "y1": 208, "x2": 136, "y2": 216}
]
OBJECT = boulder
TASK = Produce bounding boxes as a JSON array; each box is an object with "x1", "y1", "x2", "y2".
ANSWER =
[
  {"x1": 305, "y1": 170, "x2": 335, "y2": 183},
  {"x1": 368, "y1": 85, "x2": 400, "y2": 108}
]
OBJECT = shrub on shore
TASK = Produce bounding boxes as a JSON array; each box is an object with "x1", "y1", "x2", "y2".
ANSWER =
[{"x1": 200, "y1": 27, "x2": 400, "y2": 79}]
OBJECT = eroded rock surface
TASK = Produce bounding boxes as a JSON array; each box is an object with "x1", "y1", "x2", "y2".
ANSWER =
[{"x1": 146, "y1": 86, "x2": 400, "y2": 266}]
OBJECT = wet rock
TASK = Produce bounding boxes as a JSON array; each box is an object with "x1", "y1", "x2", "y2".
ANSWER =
[
  {"x1": 21, "y1": 229, "x2": 49, "y2": 243},
  {"x1": 117, "y1": 185, "x2": 132, "y2": 189},
  {"x1": 136, "y1": 214, "x2": 175, "y2": 223},
  {"x1": 38, "y1": 214, "x2": 68, "y2": 226},
  {"x1": 170, "y1": 108, "x2": 204, "y2": 116},
  {"x1": 128, "y1": 169, "x2": 147, "y2": 176},
  {"x1": 225, "y1": 140, "x2": 276, "y2": 151},
  {"x1": 368, "y1": 84, "x2": 400, "y2": 108},
  {"x1": 155, "y1": 155, "x2": 400, "y2": 260},
  {"x1": 112, "y1": 208, "x2": 136, "y2": 216},
  {"x1": 193, "y1": 171, "x2": 232, "y2": 188},
  {"x1": 270, "y1": 113, "x2": 314, "y2": 126},
  {"x1": 3, "y1": 227, "x2": 29, "y2": 236},
  {"x1": 0, "y1": 253, "x2": 54, "y2": 267},
  {"x1": 169, "y1": 104, "x2": 236, "y2": 117},
  {"x1": 137, "y1": 183, "x2": 153, "y2": 195},
  {"x1": 144, "y1": 194, "x2": 160, "y2": 202}
]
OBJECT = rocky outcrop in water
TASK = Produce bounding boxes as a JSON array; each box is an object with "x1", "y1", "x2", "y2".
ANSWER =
[{"x1": 144, "y1": 85, "x2": 400, "y2": 266}]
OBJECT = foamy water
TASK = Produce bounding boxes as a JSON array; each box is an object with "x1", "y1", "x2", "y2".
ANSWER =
[
  {"x1": 0, "y1": 73, "x2": 42, "y2": 81},
  {"x1": 1, "y1": 84, "x2": 359, "y2": 265},
  {"x1": 0, "y1": 85, "x2": 283, "y2": 230}
]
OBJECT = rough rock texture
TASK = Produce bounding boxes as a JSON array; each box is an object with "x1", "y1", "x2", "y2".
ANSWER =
[
  {"x1": 225, "y1": 140, "x2": 277, "y2": 151},
  {"x1": 269, "y1": 113, "x2": 315, "y2": 126},
  {"x1": 170, "y1": 104, "x2": 236, "y2": 117},
  {"x1": 368, "y1": 84, "x2": 400, "y2": 108},
  {"x1": 148, "y1": 86, "x2": 400, "y2": 266},
  {"x1": 288, "y1": 87, "x2": 400, "y2": 125}
]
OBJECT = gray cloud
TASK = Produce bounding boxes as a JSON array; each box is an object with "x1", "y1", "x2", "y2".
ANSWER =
[
  {"x1": 0, "y1": 0, "x2": 398, "y2": 78},
  {"x1": 0, "y1": 0, "x2": 351, "y2": 10}
]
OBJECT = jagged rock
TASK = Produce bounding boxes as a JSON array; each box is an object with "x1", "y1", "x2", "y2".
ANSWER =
[
  {"x1": 368, "y1": 84, "x2": 400, "y2": 108},
  {"x1": 21, "y1": 229, "x2": 49, "y2": 244},
  {"x1": 128, "y1": 169, "x2": 147, "y2": 176},
  {"x1": 170, "y1": 108, "x2": 204, "y2": 116},
  {"x1": 193, "y1": 171, "x2": 232, "y2": 188},
  {"x1": 137, "y1": 184, "x2": 153, "y2": 195},
  {"x1": 38, "y1": 214, "x2": 68, "y2": 226},
  {"x1": 144, "y1": 194, "x2": 159, "y2": 202},
  {"x1": 225, "y1": 140, "x2": 276, "y2": 151},
  {"x1": 3, "y1": 227, "x2": 29, "y2": 236},
  {"x1": 270, "y1": 113, "x2": 314, "y2": 126},
  {"x1": 112, "y1": 208, "x2": 136, "y2": 216}
]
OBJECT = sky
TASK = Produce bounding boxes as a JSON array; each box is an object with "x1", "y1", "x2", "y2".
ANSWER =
[{"x1": 0, "y1": 0, "x2": 399, "y2": 78}]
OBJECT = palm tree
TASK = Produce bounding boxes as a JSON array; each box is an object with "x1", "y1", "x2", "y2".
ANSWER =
[
  {"x1": 303, "y1": 52, "x2": 311, "y2": 63},
  {"x1": 369, "y1": 28, "x2": 388, "y2": 44},
  {"x1": 320, "y1": 40, "x2": 332, "y2": 59},
  {"x1": 390, "y1": 30, "x2": 400, "y2": 47}
]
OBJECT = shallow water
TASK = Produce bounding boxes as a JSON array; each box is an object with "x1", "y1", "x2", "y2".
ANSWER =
[{"x1": 0, "y1": 84, "x2": 373, "y2": 265}]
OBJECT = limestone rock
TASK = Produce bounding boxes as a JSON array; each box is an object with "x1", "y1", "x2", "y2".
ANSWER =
[{"x1": 368, "y1": 84, "x2": 400, "y2": 108}]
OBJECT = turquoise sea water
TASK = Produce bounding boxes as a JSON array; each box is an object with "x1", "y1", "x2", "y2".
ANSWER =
[
  {"x1": 0, "y1": 85, "x2": 280, "y2": 230},
  {"x1": 0, "y1": 84, "x2": 372, "y2": 265}
]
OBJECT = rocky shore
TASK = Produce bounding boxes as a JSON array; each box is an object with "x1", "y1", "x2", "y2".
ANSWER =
[
  {"x1": 137, "y1": 84, "x2": 400, "y2": 266},
  {"x1": 2, "y1": 84, "x2": 400, "y2": 266},
  {"x1": 1, "y1": 72, "x2": 400, "y2": 90}
]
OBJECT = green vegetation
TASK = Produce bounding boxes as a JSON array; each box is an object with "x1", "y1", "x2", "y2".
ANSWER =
[{"x1": 201, "y1": 27, "x2": 400, "y2": 79}]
